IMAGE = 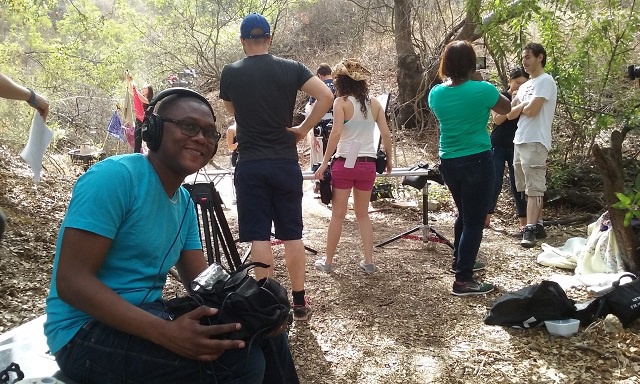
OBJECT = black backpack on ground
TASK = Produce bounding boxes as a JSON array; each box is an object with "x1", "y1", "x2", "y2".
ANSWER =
[{"x1": 484, "y1": 281, "x2": 577, "y2": 328}]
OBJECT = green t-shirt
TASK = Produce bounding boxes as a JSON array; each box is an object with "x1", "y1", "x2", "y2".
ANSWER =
[{"x1": 428, "y1": 80, "x2": 499, "y2": 159}]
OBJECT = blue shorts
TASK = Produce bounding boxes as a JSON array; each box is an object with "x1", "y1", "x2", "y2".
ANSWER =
[{"x1": 234, "y1": 159, "x2": 303, "y2": 241}]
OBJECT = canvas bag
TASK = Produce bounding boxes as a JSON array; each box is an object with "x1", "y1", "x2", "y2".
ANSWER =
[
  {"x1": 591, "y1": 273, "x2": 640, "y2": 327},
  {"x1": 484, "y1": 281, "x2": 576, "y2": 328}
]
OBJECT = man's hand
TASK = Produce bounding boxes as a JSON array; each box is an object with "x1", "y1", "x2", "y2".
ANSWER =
[
  {"x1": 287, "y1": 125, "x2": 308, "y2": 143},
  {"x1": 159, "y1": 306, "x2": 245, "y2": 361}
]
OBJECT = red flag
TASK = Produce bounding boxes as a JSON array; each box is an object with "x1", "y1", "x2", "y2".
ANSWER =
[{"x1": 132, "y1": 85, "x2": 145, "y2": 122}]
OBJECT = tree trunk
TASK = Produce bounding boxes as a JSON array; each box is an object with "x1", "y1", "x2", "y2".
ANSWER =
[
  {"x1": 394, "y1": 0, "x2": 423, "y2": 127},
  {"x1": 393, "y1": 0, "x2": 532, "y2": 130},
  {"x1": 592, "y1": 128, "x2": 639, "y2": 273}
]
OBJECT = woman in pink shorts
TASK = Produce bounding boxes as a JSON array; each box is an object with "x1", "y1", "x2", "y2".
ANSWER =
[{"x1": 313, "y1": 58, "x2": 393, "y2": 273}]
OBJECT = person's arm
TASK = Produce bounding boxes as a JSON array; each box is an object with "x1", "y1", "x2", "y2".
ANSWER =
[
  {"x1": 226, "y1": 128, "x2": 238, "y2": 151},
  {"x1": 287, "y1": 76, "x2": 334, "y2": 143},
  {"x1": 137, "y1": 91, "x2": 150, "y2": 106},
  {"x1": 130, "y1": 84, "x2": 150, "y2": 105},
  {"x1": 521, "y1": 96, "x2": 545, "y2": 117},
  {"x1": 492, "y1": 93, "x2": 511, "y2": 115},
  {"x1": 506, "y1": 100, "x2": 527, "y2": 120},
  {"x1": 371, "y1": 98, "x2": 393, "y2": 174},
  {"x1": 491, "y1": 110, "x2": 508, "y2": 125},
  {"x1": 174, "y1": 250, "x2": 209, "y2": 291},
  {"x1": 0, "y1": 73, "x2": 49, "y2": 120},
  {"x1": 56, "y1": 228, "x2": 245, "y2": 361}
]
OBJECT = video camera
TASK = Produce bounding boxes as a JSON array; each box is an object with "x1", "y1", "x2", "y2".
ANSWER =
[
  {"x1": 628, "y1": 65, "x2": 640, "y2": 80},
  {"x1": 313, "y1": 119, "x2": 333, "y2": 139}
]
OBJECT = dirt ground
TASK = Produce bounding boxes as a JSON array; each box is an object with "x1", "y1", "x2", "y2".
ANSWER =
[{"x1": 1, "y1": 140, "x2": 639, "y2": 384}]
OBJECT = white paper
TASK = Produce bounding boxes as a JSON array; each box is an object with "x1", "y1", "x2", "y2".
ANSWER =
[
  {"x1": 343, "y1": 141, "x2": 361, "y2": 168},
  {"x1": 20, "y1": 113, "x2": 54, "y2": 183}
]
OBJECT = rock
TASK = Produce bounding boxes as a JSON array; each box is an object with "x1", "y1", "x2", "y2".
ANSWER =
[{"x1": 603, "y1": 314, "x2": 624, "y2": 334}]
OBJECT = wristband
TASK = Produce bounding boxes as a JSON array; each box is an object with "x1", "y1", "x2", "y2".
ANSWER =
[{"x1": 26, "y1": 88, "x2": 39, "y2": 108}]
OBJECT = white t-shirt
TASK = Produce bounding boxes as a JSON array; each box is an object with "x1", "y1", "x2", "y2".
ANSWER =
[{"x1": 513, "y1": 72, "x2": 557, "y2": 150}]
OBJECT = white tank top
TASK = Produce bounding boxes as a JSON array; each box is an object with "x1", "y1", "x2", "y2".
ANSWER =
[{"x1": 335, "y1": 96, "x2": 377, "y2": 158}]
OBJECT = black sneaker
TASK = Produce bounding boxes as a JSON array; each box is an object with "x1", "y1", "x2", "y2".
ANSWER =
[
  {"x1": 451, "y1": 280, "x2": 495, "y2": 296},
  {"x1": 535, "y1": 224, "x2": 547, "y2": 239},
  {"x1": 292, "y1": 297, "x2": 312, "y2": 321},
  {"x1": 510, "y1": 228, "x2": 524, "y2": 239},
  {"x1": 521, "y1": 225, "x2": 536, "y2": 248},
  {"x1": 449, "y1": 260, "x2": 486, "y2": 273}
]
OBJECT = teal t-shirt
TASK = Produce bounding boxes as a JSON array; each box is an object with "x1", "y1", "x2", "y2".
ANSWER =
[
  {"x1": 428, "y1": 80, "x2": 500, "y2": 159},
  {"x1": 44, "y1": 154, "x2": 202, "y2": 354}
]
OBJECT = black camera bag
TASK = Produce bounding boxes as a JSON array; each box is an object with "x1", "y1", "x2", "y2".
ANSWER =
[
  {"x1": 319, "y1": 160, "x2": 333, "y2": 205},
  {"x1": 166, "y1": 262, "x2": 291, "y2": 343},
  {"x1": 402, "y1": 164, "x2": 444, "y2": 190},
  {"x1": 375, "y1": 150, "x2": 387, "y2": 174}
]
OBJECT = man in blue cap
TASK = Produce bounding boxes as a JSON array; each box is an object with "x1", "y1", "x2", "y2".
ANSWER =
[{"x1": 220, "y1": 13, "x2": 333, "y2": 321}]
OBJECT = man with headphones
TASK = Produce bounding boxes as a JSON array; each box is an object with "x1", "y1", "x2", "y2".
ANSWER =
[
  {"x1": 220, "y1": 13, "x2": 334, "y2": 321},
  {"x1": 44, "y1": 88, "x2": 299, "y2": 383}
]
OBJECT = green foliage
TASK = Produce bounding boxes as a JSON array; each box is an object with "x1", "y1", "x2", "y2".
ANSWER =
[
  {"x1": 612, "y1": 175, "x2": 640, "y2": 226},
  {"x1": 546, "y1": 161, "x2": 578, "y2": 190},
  {"x1": 483, "y1": 0, "x2": 640, "y2": 165},
  {"x1": 427, "y1": 183, "x2": 451, "y2": 205}
]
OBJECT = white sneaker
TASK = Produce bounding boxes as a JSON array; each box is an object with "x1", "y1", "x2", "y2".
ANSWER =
[
  {"x1": 359, "y1": 260, "x2": 376, "y2": 274},
  {"x1": 314, "y1": 259, "x2": 332, "y2": 272}
]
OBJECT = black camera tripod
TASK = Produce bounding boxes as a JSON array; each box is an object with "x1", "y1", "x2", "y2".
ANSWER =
[
  {"x1": 375, "y1": 176, "x2": 454, "y2": 250},
  {"x1": 183, "y1": 182, "x2": 243, "y2": 271}
]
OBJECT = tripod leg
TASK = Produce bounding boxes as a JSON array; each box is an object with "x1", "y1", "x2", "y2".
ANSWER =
[
  {"x1": 304, "y1": 245, "x2": 318, "y2": 255},
  {"x1": 375, "y1": 226, "x2": 422, "y2": 248},
  {"x1": 199, "y1": 206, "x2": 215, "y2": 265},
  {"x1": 210, "y1": 184, "x2": 242, "y2": 269},
  {"x1": 268, "y1": 232, "x2": 318, "y2": 255},
  {"x1": 429, "y1": 226, "x2": 455, "y2": 250}
]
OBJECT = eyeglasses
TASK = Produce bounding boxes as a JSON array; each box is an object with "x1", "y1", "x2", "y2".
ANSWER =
[{"x1": 161, "y1": 117, "x2": 221, "y2": 144}]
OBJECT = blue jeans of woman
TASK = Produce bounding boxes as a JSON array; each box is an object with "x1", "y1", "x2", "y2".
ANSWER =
[
  {"x1": 488, "y1": 146, "x2": 527, "y2": 218},
  {"x1": 54, "y1": 301, "x2": 299, "y2": 384},
  {"x1": 439, "y1": 150, "x2": 494, "y2": 282}
]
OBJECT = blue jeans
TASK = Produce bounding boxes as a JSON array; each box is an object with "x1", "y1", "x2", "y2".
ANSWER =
[
  {"x1": 488, "y1": 146, "x2": 526, "y2": 217},
  {"x1": 439, "y1": 151, "x2": 494, "y2": 282},
  {"x1": 54, "y1": 301, "x2": 299, "y2": 384}
]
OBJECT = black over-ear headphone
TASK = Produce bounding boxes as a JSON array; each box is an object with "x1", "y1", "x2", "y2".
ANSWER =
[{"x1": 142, "y1": 87, "x2": 217, "y2": 151}]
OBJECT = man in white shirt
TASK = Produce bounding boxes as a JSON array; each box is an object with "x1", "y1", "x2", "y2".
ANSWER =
[{"x1": 507, "y1": 43, "x2": 557, "y2": 248}]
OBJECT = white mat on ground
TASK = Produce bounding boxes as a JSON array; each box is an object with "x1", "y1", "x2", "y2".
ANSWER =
[{"x1": 537, "y1": 212, "x2": 628, "y2": 293}]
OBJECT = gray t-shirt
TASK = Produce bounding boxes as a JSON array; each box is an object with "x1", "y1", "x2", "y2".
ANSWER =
[{"x1": 219, "y1": 54, "x2": 313, "y2": 162}]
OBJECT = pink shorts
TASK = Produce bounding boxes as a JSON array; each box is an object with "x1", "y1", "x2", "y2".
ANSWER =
[{"x1": 331, "y1": 158, "x2": 376, "y2": 191}]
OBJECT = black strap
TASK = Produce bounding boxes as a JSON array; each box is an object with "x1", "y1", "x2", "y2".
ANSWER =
[{"x1": 0, "y1": 362, "x2": 24, "y2": 384}]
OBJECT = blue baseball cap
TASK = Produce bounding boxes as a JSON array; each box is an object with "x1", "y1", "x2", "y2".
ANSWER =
[{"x1": 240, "y1": 13, "x2": 271, "y2": 39}]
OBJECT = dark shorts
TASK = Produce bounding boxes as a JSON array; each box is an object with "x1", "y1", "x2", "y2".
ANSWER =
[{"x1": 234, "y1": 159, "x2": 303, "y2": 241}]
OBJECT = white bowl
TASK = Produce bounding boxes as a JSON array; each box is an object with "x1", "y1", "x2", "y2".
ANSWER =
[{"x1": 544, "y1": 319, "x2": 580, "y2": 336}]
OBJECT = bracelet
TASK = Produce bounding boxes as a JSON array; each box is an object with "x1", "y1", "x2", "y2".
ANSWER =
[{"x1": 26, "y1": 88, "x2": 39, "y2": 108}]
